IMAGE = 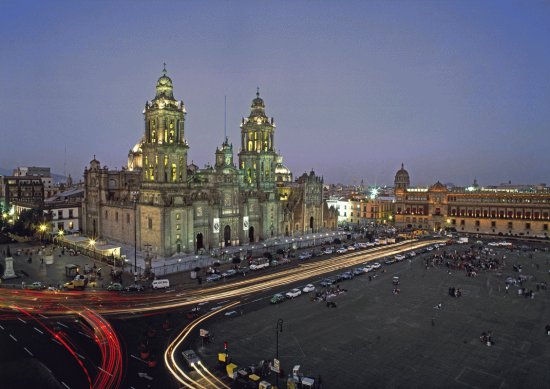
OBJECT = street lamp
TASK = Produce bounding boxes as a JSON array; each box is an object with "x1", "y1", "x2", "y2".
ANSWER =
[
  {"x1": 275, "y1": 318, "x2": 283, "y2": 388},
  {"x1": 132, "y1": 191, "x2": 140, "y2": 283},
  {"x1": 89, "y1": 238, "x2": 96, "y2": 260},
  {"x1": 39, "y1": 224, "x2": 47, "y2": 243}
]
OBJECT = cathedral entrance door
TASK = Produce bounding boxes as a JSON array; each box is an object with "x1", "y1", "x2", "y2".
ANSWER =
[
  {"x1": 196, "y1": 233, "x2": 204, "y2": 251},
  {"x1": 224, "y1": 225, "x2": 231, "y2": 247},
  {"x1": 310, "y1": 216, "x2": 314, "y2": 231},
  {"x1": 248, "y1": 226, "x2": 254, "y2": 243}
]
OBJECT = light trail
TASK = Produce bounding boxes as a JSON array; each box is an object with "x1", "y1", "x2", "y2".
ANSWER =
[
  {"x1": 164, "y1": 301, "x2": 239, "y2": 388},
  {"x1": 0, "y1": 240, "x2": 442, "y2": 317}
]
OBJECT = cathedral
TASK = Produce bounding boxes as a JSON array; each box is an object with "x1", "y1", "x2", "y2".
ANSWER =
[{"x1": 82, "y1": 69, "x2": 337, "y2": 257}]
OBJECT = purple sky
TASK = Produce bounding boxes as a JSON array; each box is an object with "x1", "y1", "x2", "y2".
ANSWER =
[{"x1": 1, "y1": 1, "x2": 549, "y2": 187}]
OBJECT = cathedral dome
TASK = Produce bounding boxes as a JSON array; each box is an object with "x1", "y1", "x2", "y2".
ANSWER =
[
  {"x1": 155, "y1": 66, "x2": 174, "y2": 99},
  {"x1": 249, "y1": 88, "x2": 267, "y2": 119},
  {"x1": 394, "y1": 163, "x2": 410, "y2": 190}
]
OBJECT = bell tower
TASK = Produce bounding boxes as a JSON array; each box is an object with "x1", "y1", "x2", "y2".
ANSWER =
[
  {"x1": 141, "y1": 66, "x2": 188, "y2": 187},
  {"x1": 238, "y1": 88, "x2": 277, "y2": 192}
]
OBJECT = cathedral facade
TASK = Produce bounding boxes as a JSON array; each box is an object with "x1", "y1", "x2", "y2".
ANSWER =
[{"x1": 82, "y1": 70, "x2": 337, "y2": 257}]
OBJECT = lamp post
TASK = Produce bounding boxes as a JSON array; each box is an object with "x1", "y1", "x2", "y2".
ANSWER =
[
  {"x1": 89, "y1": 238, "x2": 96, "y2": 261},
  {"x1": 39, "y1": 224, "x2": 47, "y2": 244},
  {"x1": 132, "y1": 191, "x2": 139, "y2": 284},
  {"x1": 275, "y1": 318, "x2": 283, "y2": 388}
]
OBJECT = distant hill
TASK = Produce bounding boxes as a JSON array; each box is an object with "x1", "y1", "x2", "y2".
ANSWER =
[{"x1": 0, "y1": 167, "x2": 67, "y2": 184}]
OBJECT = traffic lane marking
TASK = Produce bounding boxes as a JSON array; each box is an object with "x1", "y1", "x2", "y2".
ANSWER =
[{"x1": 9, "y1": 334, "x2": 18, "y2": 342}]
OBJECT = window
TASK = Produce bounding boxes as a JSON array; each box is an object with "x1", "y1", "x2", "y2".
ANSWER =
[
  {"x1": 148, "y1": 218, "x2": 153, "y2": 230},
  {"x1": 58, "y1": 210, "x2": 63, "y2": 219},
  {"x1": 451, "y1": 219, "x2": 456, "y2": 225},
  {"x1": 475, "y1": 220, "x2": 480, "y2": 227},
  {"x1": 491, "y1": 221, "x2": 496, "y2": 228},
  {"x1": 508, "y1": 222, "x2": 513, "y2": 229},
  {"x1": 525, "y1": 223, "x2": 530, "y2": 230},
  {"x1": 105, "y1": 210, "x2": 108, "y2": 219},
  {"x1": 69, "y1": 210, "x2": 74, "y2": 218},
  {"x1": 127, "y1": 214, "x2": 130, "y2": 224},
  {"x1": 115, "y1": 212, "x2": 119, "y2": 222},
  {"x1": 544, "y1": 224, "x2": 548, "y2": 231},
  {"x1": 176, "y1": 213, "x2": 180, "y2": 220},
  {"x1": 460, "y1": 220, "x2": 465, "y2": 226},
  {"x1": 176, "y1": 224, "x2": 180, "y2": 230}
]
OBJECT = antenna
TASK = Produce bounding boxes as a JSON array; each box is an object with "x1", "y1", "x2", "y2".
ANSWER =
[
  {"x1": 64, "y1": 144, "x2": 67, "y2": 178},
  {"x1": 224, "y1": 95, "x2": 227, "y2": 140}
]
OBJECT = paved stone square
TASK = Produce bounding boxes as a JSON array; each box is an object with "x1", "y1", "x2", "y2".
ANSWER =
[{"x1": 202, "y1": 243, "x2": 550, "y2": 389}]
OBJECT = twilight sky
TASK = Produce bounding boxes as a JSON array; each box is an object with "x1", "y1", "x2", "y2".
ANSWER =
[{"x1": 1, "y1": 0, "x2": 549, "y2": 187}]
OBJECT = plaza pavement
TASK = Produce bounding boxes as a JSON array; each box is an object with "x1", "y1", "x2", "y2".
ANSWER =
[{"x1": 201, "y1": 243, "x2": 550, "y2": 389}]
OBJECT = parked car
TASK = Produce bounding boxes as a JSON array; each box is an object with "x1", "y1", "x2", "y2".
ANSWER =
[
  {"x1": 206, "y1": 274, "x2": 222, "y2": 282},
  {"x1": 353, "y1": 267, "x2": 365, "y2": 276},
  {"x1": 270, "y1": 293, "x2": 285, "y2": 304},
  {"x1": 384, "y1": 258, "x2": 396, "y2": 265},
  {"x1": 347, "y1": 245, "x2": 356, "y2": 251},
  {"x1": 395, "y1": 254, "x2": 406, "y2": 261},
  {"x1": 302, "y1": 284, "x2": 316, "y2": 293},
  {"x1": 336, "y1": 248, "x2": 347, "y2": 254},
  {"x1": 285, "y1": 288, "x2": 302, "y2": 298},
  {"x1": 124, "y1": 284, "x2": 145, "y2": 292},
  {"x1": 222, "y1": 269, "x2": 237, "y2": 278},
  {"x1": 392, "y1": 276, "x2": 400, "y2": 285},
  {"x1": 107, "y1": 282, "x2": 124, "y2": 291},
  {"x1": 27, "y1": 282, "x2": 46, "y2": 290},
  {"x1": 298, "y1": 252, "x2": 312, "y2": 260},
  {"x1": 181, "y1": 349, "x2": 200, "y2": 367},
  {"x1": 323, "y1": 248, "x2": 334, "y2": 255},
  {"x1": 340, "y1": 271, "x2": 354, "y2": 280},
  {"x1": 372, "y1": 262, "x2": 381, "y2": 269},
  {"x1": 152, "y1": 279, "x2": 170, "y2": 289},
  {"x1": 237, "y1": 266, "x2": 250, "y2": 275},
  {"x1": 320, "y1": 277, "x2": 336, "y2": 287}
]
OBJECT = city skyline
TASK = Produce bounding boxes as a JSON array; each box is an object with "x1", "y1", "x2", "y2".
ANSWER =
[{"x1": 1, "y1": 1, "x2": 549, "y2": 186}]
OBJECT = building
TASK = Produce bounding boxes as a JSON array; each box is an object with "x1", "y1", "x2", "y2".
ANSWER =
[
  {"x1": 82, "y1": 69, "x2": 337, "y2": 258},
  {"x1": 393, "y1": 165, "x2": 550, "y2": 238},
  {"x1": 13, "y1": 166, "x2": 57, "y2": 198},
  {"x1": 0, "y1": 175, "x2": 44, "y2": 207}
]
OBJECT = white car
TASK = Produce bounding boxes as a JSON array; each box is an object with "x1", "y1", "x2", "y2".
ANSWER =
[
  {"x1": 364, "y1": 265, "x2": 373, "y2": 272},
  {"x1": 323, "y1": 249, "x2": 334, "y2": 255},
  {"x1": 372, "y1": 262, "x2": 381, "y2": 269},
  {"x1": 409, "y1": 251, "x2": 416, "y2": 257},
  {"x1": 395, "y1": 254, "x2": 406, "y2": 261},
  {"x1": 347, "y1": 246, "x2": 356, "y2": 251},
  {"x1": 336, "y1": 248, "x2": 347, "y2": 254},
  {"x1": 285, "y1": 288, "x2": 302, "y2": 298},
  {"x1": 302, "y1": 284, "x2": 315, "y2": 293},
  {"x1": 358, "y1": 242, "x2": 368, "y2": 248}
]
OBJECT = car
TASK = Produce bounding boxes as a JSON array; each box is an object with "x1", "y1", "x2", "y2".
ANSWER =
[
  {"x1": 395, "y1": 254, "x2": 406, "y2": 261},
  {"x1": 384, "y1": 258, "x2": 396, "y2": 265},
  {"x1": 285, "y1": 288, "x2": 302, "y2": 298},
  {"x1": 372, "y1": 262, "x2": 381, "y2": 269},
  {"x1": 279, "y1": 258, "x2": 291, "y2": 265},
  {"x1": 426, "y1": 246, "x2": 434, "y2": 251},
  {"x1": 124, "y1": 284, "x2": 145, "y2": 292},
  {"x1": 222, "y1": 269, "x2": 237, "y2": 278},
  {"x1": 323, "y1": 248, "x2": 334, "y2": 255},
  {"x1": 27, "y1": 282, "x2": 46, "y2": 290},
  {"x1": 181, "y1": 349, "x2": 200, "y2": 367},
  {"x1": 206, "y1": 274, "x2": 222, "y2": 282},
  {"x1": 270, "y1": 293, "x2": 285, "y2": 304},
  {"x1": 270, "y1": 260, "x2": 279, "y2": 267},
  {"x1": 320, "y1": 278, "x2": 336, "y2": 287},
  {"x1": 336, "y1": 248, "x2": 347, "y2": 254},
  {"x1": 298, "y1": 252, "x2": 312, "y2": 260},
  {"x1": 237, "y1": 266, "x2": 250, "y2": 275},
  {"x1": 408, "y1": 251, "x2": 416, "y2": 257},
  {"x1": 302, "y1": 284, "x2": 315, "y2": 293},
  {"x1": 358, "y1": 242, "x2": 368, "y2": 248},
  {"x1": 340, "y1": 271, "x2": 354, "y2": 280},
  {"x1": 364, "y1": 265, "x2": 373, "y2": 272},
  {"x1": 107, "y1": 282, "x2": 123, "y2": 291},
  {"x1": 353, "y1": 267, "x2": 365, "y2": 275},
  {"x1": 392, "y1": 276, "x2": 400, "y2": 285},
  {"x1": 347, "y1": 245, "x2": 356, "y2": 251}
]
